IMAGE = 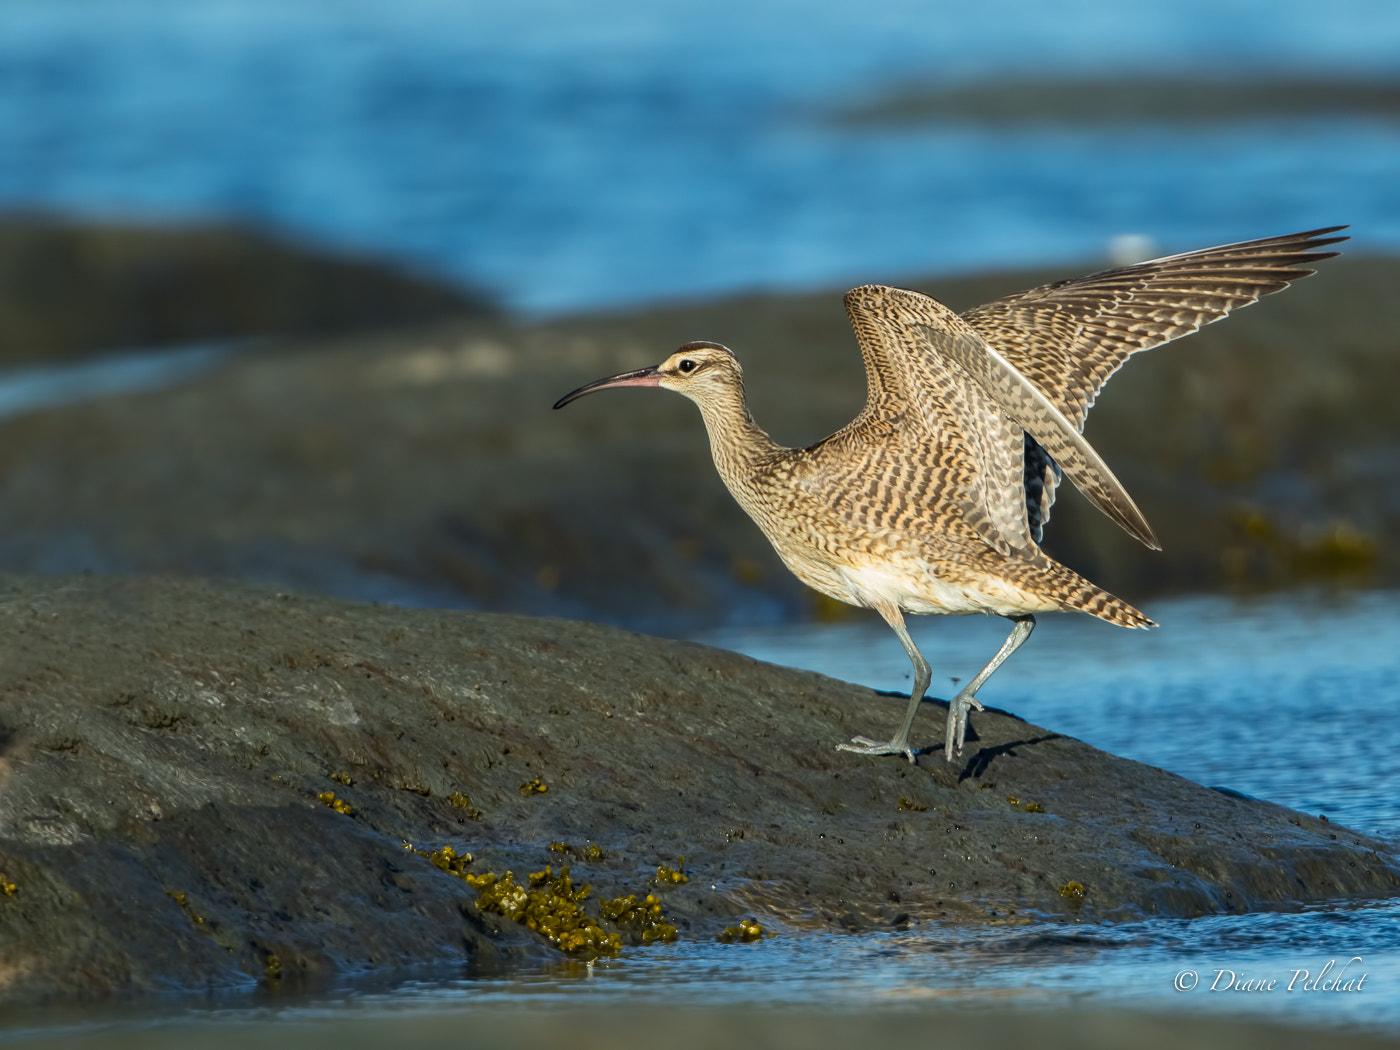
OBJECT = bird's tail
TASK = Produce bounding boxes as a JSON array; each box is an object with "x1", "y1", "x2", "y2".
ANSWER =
[{"x1": 1042, "y1": 559, "x2": 1156, "y2": 628}]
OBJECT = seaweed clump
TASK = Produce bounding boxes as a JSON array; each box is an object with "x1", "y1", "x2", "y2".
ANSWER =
[
  {"x1": 446, "y1": 791, "x2": 483, "y2": 818},
  {"x1": 0, "y1": 873, "x2": 15, "y2": 897},
  {"x1": 654, "y1": 860, "x2": 689, "y2": 885},
  {"x1": 717, "y1": 919, "x2": 765, "y2": 943},
  {"x1": 519, "y1": 778, "x2": 548, "y2": 797},
  {"x1": 467, "y1": 866, "x2": 622, "y2": 955},
  {"x1": 406, "y1": 843, "x2": 474, "y2": 877},
  {"x1": 423, "y1": 848, "x2": 680, "y2": 955},
  {"x1": 165, "y1": 889, "x2": 206, "y2": 926},
  {"x1": 1223, "y1": 508, "x2": 1377, "y2": 587},
  {"x1": 316, "y1": 791, "x2": 352, "y2": 815},
  {"x1": 599, "y1": 891, "x2": 678, "y2": 945},
  {"x1": 549, "y1": 841, "x2": 608, "y2": 862}
]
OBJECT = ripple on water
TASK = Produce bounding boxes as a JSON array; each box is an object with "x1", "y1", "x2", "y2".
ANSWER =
[{"x1": 240, "y1": 898, "x2": 1400, "y2": 1030}]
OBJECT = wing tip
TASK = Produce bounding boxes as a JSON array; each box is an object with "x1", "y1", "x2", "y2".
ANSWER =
[
  {"x1": 1099, "y1": 492, "x2": 1159, "y2": 551},
  {"x1": 1135, "y1": 225, "x2": 1352, "y2": 269},
  {"x1": 1127, "y1": 518, "x2": 1162, "y2": 552},
  {"x1": 1299, "y1": 223, "x2": 1350, "y2": 239}
]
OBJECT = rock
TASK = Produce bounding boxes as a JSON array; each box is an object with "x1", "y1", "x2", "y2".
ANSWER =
[
  {"x1": 0, "y1": 575, "x2": 1395, "y2": 1002},
  {"x1": 0, "y1": 258, "x2": 1394, "y2": 627},
  {"x1": 0, "y1": 216, "x2": 495, "y2": 366},
  {"x1": 827, "y1": 75, "x2": 1400, "y2": 127}
]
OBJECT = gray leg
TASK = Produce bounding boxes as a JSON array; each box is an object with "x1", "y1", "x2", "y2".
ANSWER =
[
  {"x1": 836, "y1": 603, "x2": 930, "y2": 764},
  {"x1": 943, "y1": 614, "x2": 1035, "y2": 762}
]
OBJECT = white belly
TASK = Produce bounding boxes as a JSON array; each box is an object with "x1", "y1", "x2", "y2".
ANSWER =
[
  {"x1": 738, "y1": 488, "x2": 1057, "y2": 619},
  {"x1": 797, "y1": 555, "x2": 1057, "y2": 619}
]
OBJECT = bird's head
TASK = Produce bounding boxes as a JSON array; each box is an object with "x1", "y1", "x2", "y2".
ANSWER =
[{"x1": 552, "y1": 342, "x2": 742, "y2": 410}]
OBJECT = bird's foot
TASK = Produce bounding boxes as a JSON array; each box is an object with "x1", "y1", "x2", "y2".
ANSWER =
[
  {"x1": 837, "y1": 735, "x2": 917, "y2": 764},
  {"x1": 943, "y1": 694, "x2": 985, "y2": 762}
]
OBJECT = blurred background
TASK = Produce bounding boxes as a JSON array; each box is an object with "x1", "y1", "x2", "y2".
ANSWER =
[
  {"x1": 0, "y1": 0, "x2": 1398, "y2": 629},
  {"x1": 5, "y1": 0, "x2": 1400, "y2": 316}
]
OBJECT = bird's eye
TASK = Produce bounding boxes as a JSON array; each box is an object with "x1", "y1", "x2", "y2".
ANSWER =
[{"x1": 678, "y1": 359, "x2": 697, "y2": 373}]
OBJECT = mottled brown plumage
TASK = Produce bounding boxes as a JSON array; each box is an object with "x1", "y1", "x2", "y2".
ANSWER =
[{"x1": 554, "y1": 227, "x2": 1346, "y2": 762}]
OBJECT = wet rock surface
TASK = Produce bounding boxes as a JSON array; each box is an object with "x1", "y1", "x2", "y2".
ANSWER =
[
  {"x1": 0, "y1": 575, "x2": 1395, "y2": 1003},
  {"x1": 0, "y1": 257, "x2": 1394, "y2": 630}
]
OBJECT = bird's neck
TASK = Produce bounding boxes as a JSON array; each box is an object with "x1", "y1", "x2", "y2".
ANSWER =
[{"x1": 692, "y1": 383, "x2": 783, "y2": 483}]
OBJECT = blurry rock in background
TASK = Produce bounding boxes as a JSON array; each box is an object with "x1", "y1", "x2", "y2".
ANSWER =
[
  {"x1": 0, "y1": 215, "x2": 496, "y2": 366},
  {"x1": 830, "y1": 75, "x2": 1400, "y2": 127},
  {"x1": 0, "y1": 249, "x2": 1394, "y2": 632}
]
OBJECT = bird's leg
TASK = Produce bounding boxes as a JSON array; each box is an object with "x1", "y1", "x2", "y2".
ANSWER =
[
  {"x1": 943, "y1": 614, "x2": 1035, "y2": 762},
  {"x1": 837, "y1": 603, "x2": 930, "y2": 764}
]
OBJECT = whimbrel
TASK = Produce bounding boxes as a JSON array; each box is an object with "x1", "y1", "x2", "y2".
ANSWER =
[{"x1": 554, "y1": 228, "x2": 1347, "y2": 762}]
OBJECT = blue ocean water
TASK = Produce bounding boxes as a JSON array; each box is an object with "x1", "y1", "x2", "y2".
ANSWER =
[
  {"x1": 2, "y1": 0, "x2": 1399, "y2": 314},
  {"x1": 307, "y1": 901, "x2": 1400, "y2": 1028}
]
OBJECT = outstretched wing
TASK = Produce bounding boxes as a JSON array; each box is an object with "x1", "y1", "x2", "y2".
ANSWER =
[
  {"x1": 961, "y1": 226, "x2": 1348, "y2": 430},
  {"x1": 828, "y1": 284, "x2": 1156, "y2": 554}
]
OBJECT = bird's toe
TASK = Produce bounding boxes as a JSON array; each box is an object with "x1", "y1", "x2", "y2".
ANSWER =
[{"x1": 836, "y1": 736, "x2": 916, "y2": 762}]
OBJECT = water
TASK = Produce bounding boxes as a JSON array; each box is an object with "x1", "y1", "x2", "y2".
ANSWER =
[
  {"x1": 216, "y1": 903, "x2": 1400, "y2": 1029},
  {"x1": 2, "y1": 0, "x2": 1399, "y2": 315},
  {"x1": 335, "y1": 906, "x2": 1400, "y2": 1028},
  {"x1": 0, "y1": 342, "x2": 239, "y2": 423}
]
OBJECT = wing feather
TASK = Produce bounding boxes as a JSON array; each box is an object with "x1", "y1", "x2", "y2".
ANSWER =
[
  {"x1": 825, "y1": 229, "x2": 1345, "y2": 553},
  {"x1": 1024, "y1": 434, "x2": 1061, "y2": 545},
  {"x1": 928, "y1": 322, "x2": 1158, "y2": 548},
  {"x1": 961, "y1": 226, "x2": 1348, "y2": 429}
]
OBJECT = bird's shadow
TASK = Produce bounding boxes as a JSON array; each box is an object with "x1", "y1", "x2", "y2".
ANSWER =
[{"x1": 953, "y1": 733, "x2": 1063, "y2": 781}]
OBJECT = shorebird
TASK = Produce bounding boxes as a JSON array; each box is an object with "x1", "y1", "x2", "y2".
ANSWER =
[{"x1": 554, "y1": 228, "x2": 1347, "y2": 762}]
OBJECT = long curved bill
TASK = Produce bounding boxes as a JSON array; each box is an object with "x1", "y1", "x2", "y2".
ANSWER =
[{"x1": 552, "y1": 365, "x2": 661, "y2": 409}]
